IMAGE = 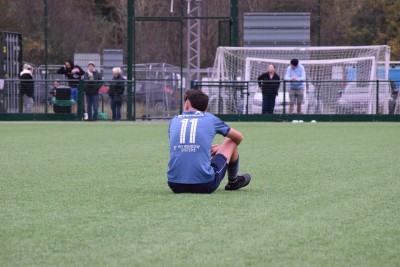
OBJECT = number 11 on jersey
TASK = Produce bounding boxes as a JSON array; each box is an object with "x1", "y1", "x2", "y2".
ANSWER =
[{"x1": 180, "y1": 118, "x2": 198, "y2": 144}]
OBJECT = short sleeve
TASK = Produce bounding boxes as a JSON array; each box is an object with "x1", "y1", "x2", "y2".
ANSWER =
[{"x1": 212, "y1": 115, "x2": 230, "y2": 136}]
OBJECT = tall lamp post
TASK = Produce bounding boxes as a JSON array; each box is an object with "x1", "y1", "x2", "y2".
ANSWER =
[{"x1": 44, "y1": 0, "x2": 48, "y2": 113}]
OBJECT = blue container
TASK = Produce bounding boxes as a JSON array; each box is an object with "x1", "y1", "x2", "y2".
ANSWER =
[
  {"x1": 389, "y1": 66, "x2": 400, "y2": 90},
  {"x1": 346, "y1": 65, "x2": 400, "y2": 91},
  {"x1": 346, "y1": 67, "x2": 357, "y2": 81}
]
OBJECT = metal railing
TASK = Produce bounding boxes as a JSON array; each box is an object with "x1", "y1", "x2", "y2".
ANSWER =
[
  {"x1": 194, "y1": 80, "x2": 400, "y2": 115},
  {"x1": 0, "y1": 79, "x2": 183, "y2": 120},
  {"x1": 1, "y1": 79, "x2": 399, "y2": 120}
]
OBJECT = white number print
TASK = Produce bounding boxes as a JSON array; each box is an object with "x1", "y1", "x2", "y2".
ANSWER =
[{"x1": 180, "y1": 118, "x2": 198, "y2": 144}]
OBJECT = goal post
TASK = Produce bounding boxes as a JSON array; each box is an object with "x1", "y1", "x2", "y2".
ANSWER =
[
  {"x1": 244, "y1": 56, "x2": 377, "y2": 81},
  {"x1": 212, "y1": 46, "x2": 390, "y2": 81},
  {"x1": 244, "y1": 56, "x2": 377, "y2": 114},
  {"x1": 209, "y1": 46, "x2": 390, "y2": 114}
]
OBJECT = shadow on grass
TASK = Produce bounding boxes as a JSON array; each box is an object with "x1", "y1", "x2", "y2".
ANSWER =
[{"x1": 148, "y1": 185, "x2": 266, "y2": 196}]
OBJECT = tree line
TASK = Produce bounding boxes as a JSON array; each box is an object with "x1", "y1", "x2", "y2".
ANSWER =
[{"x1": 0, "y1": 0, "x2": 399, "y2": 67}]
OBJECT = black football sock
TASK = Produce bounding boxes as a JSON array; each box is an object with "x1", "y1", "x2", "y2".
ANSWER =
[{"x1": 227, "y1": 157, "x2": 239, "y2": 183}]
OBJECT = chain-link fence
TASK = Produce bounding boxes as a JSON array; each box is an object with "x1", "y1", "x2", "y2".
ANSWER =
[
  {"x1": 0, "y1": 78, "x2": 183, "y2": 120},
  {"x1": 2, "y1": 78, "x2": 399, "y2": 120},
  {"x1": 195, "y1": 80, "x2": 400, "y2": 115}
]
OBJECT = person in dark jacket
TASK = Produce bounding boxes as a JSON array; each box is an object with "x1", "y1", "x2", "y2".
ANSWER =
[
  {"x1": 108, "y1": 67, "x2": 125, "y2": 121},
  {"x1": 257, "y1": 64, "x2": 281, "y2": 114},
  {"x1": 56, "y1": 59, "x2": 85, "y2": 102},
  {"x1": 83, "y1": 62, "x2": 103, "y2": 121},
  {"x1": 19, "y1": 64, "x2": 34, "y2": 113}
]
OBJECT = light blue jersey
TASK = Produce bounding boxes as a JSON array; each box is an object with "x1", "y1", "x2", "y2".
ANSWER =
[
  {"x1": 284, "y1": 64, "x2": 306, "y2": 90},
  {"x1": 167, "y1": 110, "x2": 230, "y2": 184}
]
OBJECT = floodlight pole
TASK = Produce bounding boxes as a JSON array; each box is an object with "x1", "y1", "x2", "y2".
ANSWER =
[
  {"x1": 231, "y1": 0, "x2": 239, "y2": 47},
  {"x1": 127, "y1": 0, "x2": 134, "y2": 120},
  {"x1": 186, "y1": 0, "x2": 202, "y2": 89},
  {"x1": 317, "y1": 0, "x2": 321, "y2": 46},
  {"x1": 44, "y1": 0, "x2": 48, "y2": 113}
]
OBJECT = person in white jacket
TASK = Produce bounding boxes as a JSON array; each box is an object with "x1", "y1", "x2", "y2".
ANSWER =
[{"x1": 19, "y1": 64, "x2": 34, "y2": 113}]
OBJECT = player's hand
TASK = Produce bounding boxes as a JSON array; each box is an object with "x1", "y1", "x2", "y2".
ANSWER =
[{"x1": 211, "y1": 144, "x2": 219, "y2": 156}]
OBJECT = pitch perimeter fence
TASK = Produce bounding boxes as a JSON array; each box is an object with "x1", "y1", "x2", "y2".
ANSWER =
[
  {"x1": 1, "y1": 78, "x2": 399, "y2": 121},
  {"x1": 195, "y1": 80, "x2": 400, "y2": 116},
  {"x1": 0, "y1": 78, "x2": 181, "y2": 121}
]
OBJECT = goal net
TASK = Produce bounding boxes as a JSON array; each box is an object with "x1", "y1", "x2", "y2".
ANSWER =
[
  {"x1": 212, "y1": 46, "x2": 390, "y2": 81},
  {"x1": 209, "y1": 46, "x2": 391, "y2": 114},
  {"x1": 244, "y1": 56, "x2": 377, "y2": 114}
]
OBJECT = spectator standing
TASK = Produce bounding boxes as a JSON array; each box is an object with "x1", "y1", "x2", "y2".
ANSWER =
[
  {"x1": 257, "y1": 64, "x2": 281, "y2": 114},
  {"x1": 19, "y1": 64, "x2": 34, "y2": 113},
  {"x1": 108, "y1": 67, "x2": 125, "y2": 121},
  {"x1": 83, "y1": 62, "x2": 103, "y2": 121},
  {"x1": 56, "y1": 59, "x2": 85, "y2": 103},
  {"x1": 284, "y1": 59, "x2": 306, "y2": 114}
]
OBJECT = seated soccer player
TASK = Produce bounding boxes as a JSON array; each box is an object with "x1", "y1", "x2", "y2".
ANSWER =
[{"x1": 167, "y1": 89, "x2": 251, "y2": 194}]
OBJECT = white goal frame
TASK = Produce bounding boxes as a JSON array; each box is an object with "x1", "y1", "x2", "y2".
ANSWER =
[
  {"x1": 244, "y1": 56, "x2": 377, "y2": 114},
  {"x1": 244, "y1": 56, "x2": 377, "y2": 81},
  {"x1": 212, "y1": 46, "x2": 390, "y2": 81}
]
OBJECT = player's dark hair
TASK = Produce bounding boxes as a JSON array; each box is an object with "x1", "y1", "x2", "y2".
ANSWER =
[
  {"x1": 290, "y1": 59, "x2": 299, "y2": 66},
  {"x1": 184, "y1": 89, "x2": 209, "y2": 112}
]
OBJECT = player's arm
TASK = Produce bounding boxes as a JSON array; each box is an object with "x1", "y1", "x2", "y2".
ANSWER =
[
  {"x1": 76, "y1": 66, "x2": 85, "y2": 76},
  {"x1": 284, "y1": 67, "x2": 291, "y2": 80},
  {"x1": 226, "y1": 127, "x2": 243, "y2": 145},
  {"x1": 299, "y1": 65, "x2": 306, "y2": 81},
  {"x1": 257, "y1": 74, "x2": 264, "y2": 87},
  {"x1": 211, "y1": 128, "x2": 243, "y2": 156},
  {"x1": 274, "y1": 74, "x2": 281, "y2": 89},
  {"x1": 56, "y1": 66, "x2": 66, "y2": 74}
]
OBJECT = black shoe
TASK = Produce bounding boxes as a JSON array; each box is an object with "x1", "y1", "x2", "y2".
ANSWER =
[{"x1": 225, "y1": 173, "x2": 251, "y2": 191}]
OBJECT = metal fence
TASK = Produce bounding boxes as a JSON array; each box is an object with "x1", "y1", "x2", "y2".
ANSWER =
[
  {"x1": 195, "y1": 80, "x2": 400, "y2": 115},
  {"x1": 0, "y1": 78, "x2": 182, "y2": 120},
  {"x1": 1, "y1": 78, "x2": 399, "y2": 120}
]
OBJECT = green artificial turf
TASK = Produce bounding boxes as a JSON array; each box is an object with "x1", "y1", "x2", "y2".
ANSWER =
[{"x1": 0, "y1": 122, "x2": 399, "y2": 267}]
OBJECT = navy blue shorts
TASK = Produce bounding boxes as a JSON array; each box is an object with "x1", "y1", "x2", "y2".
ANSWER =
[{"x1": 168, "y1": 154, "x2": 228, "y2": 194}]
